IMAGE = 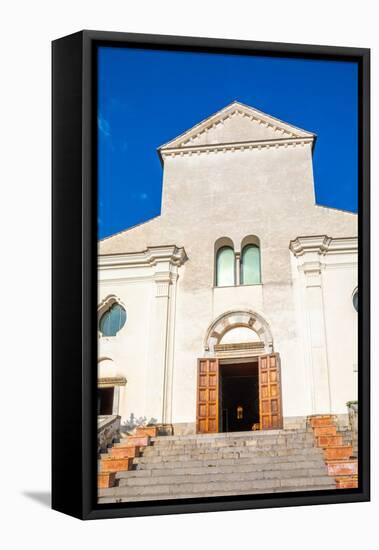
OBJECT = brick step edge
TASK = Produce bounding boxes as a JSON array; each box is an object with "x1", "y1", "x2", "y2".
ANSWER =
[
  {"x1": 335, "y1": 476, "x2": 358, "y2": 489},
  {"x1": 307, "y1": 414, "x2": 358, "y2": 490},
  {"x1": 98, "y1": 472, "x2": 116, "y2": 489}
]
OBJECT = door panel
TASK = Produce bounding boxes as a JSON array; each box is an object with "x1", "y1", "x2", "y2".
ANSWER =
[
  {"x1": 196, "y1": 358, "x2": 219, "y2": 433},
  {"x1": 258, "y1": 353, "x2": 283, "y2": 429}
]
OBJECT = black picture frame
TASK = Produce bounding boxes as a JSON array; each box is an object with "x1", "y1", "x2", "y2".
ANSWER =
[{"x1": 52, "y1": 30, "x2": 370, "y2": 520}]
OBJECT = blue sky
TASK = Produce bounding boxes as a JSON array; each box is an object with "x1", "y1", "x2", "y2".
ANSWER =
[{"x1": 98, "y1": 47, "x2": 358, "y2": 239}]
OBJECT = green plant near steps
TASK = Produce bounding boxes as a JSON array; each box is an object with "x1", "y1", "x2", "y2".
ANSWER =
[{"x1": 346, "y1": 400, "x2": 358, "y2": 407}]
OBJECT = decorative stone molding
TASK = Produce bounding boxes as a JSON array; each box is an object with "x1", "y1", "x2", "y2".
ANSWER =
[
  {"x1": 155, "y1": 279, "x2": 171, "y2": 298},
  {"x1": 214, "y1": 341, "x2": 266, "y2": 359},
  {"x1": 290, "y1": 235, "x2": 358, "y2": 258},
  {"x1": 97, "y1": 294, "x2": 126, "y2": 319},
  {"x1": 98, "y1": 376, "x2": 126, "y2": 387},
  {"x1": 290, "y1": 235, "x2": 332, "y2": 257},
  {"x1": 98, "y1": 245, "x2": 187, "y2": 270},
  {"x1": 158, "y1": 101, "x2": 314, "y2": 159},
  {"x1": 204, "y1": 309, "x2": 274, "y2": 355},
  {"x1": 160, "y1": 137, "x2": 313, "y2": 159},
  {"x1": 290, "y1": 236, "x2": 358, "y2": 282}
]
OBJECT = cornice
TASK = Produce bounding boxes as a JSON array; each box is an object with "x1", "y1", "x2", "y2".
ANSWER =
[
  {"x1": 159, "y1": 101, "x2": 314, "y2": 152},
  {"x1": 161, "y1": 137, "x2": 314, "y2": 159},
  {"x1": 290, "y1": 235, "x2": 332, "y2": 257},
  {"x1": 326, "y1": 237, "x2": 358, "y2": 253},
  {"x1": 98, "y1": 245, "x2": 188, "y2": 269},
  {"x1": 289, "y1": 235, "x2": 358, "y2": 257}
]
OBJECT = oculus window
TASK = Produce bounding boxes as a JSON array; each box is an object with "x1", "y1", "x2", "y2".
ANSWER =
[{"x1": 99, "y1": 303, "x2": 127, "y2": 336}]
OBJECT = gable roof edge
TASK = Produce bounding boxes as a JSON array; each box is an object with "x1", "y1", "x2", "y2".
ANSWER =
[{"x1": 158, "y1": 101, "x2": 316, "y2": 152}]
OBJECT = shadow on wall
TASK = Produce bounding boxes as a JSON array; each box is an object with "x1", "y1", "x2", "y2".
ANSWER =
[{"x1": 121, "y1": 413, "x2": 158, "y2": 434}]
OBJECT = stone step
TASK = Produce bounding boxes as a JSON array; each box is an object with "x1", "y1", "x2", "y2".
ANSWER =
[
  {"x1": 150, "y1": 430, "x2": 308, "y2": 444},
  {"x1": 133, "y1": 456, "x2": 324, "y2": 471},
  {"x1": 134, "y1": 448, "x2": 323, "y2": 465},
  {"x1": 99, "y1": 474, "x2": 334, "y2": 500},
  {"x1": 118, "y1": 458, "x2": 327, "y2": 478},
  {"x1": 140, "y1": 448, "x2": 315, "y2": 461},
  {"x1": 150, "y1": 437, "x2": 317, "y2": 449},
  {"x1": 98, "y1": 481, "x2": 336, "y2": 503},
  {"x1": 149, "y1": 436, "x2": 315, "y2": 450},
  {"x1": 117, "y1": 467, "x2": 329, "y2": 487},
  {"x1": 323, "y1": 446, "x2": 353, "y2": 461},
  {"x1": 136, "y1": 457, "x2": 326, "y2": 473},
  {"x1": 142, "y1": 442, "x2": 314, "y2": 457},
  {"x1": 149, "y1": 439, "x2": 315, "y2": 450}
]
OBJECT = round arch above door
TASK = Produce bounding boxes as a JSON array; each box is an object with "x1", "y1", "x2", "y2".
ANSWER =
[{"x1": 204, "y1": 309, "x2": 274, "y2": 356}]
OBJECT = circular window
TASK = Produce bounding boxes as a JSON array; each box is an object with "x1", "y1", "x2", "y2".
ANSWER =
[
  {"x1": 353, "y1": 290, "x2": 358, "y2": 312},
  {"x1": 99, "y1": 303, "x2": 127, "y2": 336}
]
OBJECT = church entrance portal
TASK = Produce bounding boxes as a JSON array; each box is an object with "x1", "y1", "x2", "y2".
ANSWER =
[
  {"x1": 196, "y1": 354, "x2": 283, "y2": 433},
  {"x1": 220, "y1": 362, "x2": 259, "y2": 432}
]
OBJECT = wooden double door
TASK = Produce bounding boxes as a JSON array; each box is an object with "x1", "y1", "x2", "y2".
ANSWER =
[{"x1": 196, "y1": 354, "x2": 283, "y2": 433}]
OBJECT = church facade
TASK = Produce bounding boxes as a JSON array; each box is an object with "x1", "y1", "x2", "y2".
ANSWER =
[{"x1": 98, "y1": 101, "x2": 358, "y2": 436}]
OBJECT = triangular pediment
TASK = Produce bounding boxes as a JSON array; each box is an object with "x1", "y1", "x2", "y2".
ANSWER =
[{"x1": 159, "y1": 101, "x2": 315, "y2": 152}]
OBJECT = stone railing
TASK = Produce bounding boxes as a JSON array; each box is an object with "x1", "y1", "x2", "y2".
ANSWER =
[
  {"x1": 98, "y1": 415, "x2": 121, "y2": 454},
  {"x1": 347, "y1": 402, "x2": 358, "y2": 455}
]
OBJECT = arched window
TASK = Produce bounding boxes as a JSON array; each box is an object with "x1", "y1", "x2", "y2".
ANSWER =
[
  {"x1": 99, "y1": 303, "x2": 127, "y2": 336},
  {"x1": 241, "y1": 244, "x2": 261, "y2": 285},
  {"x1": 216, "y1": 246, "x2": 235, "y2": 287}
]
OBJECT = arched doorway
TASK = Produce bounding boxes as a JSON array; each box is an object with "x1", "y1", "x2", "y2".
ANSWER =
[{"x1": 197, "y1": 310, "x2": 282, "y2": 434}]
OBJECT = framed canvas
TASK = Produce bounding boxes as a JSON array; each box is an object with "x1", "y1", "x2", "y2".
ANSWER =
[{"x1": 52, "y1": 30, "x2": 370, "y2": 520}]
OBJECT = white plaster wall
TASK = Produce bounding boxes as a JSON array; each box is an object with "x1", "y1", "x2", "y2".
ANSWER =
[
  {"x1": 290, "y1": 244, "x2": 358, "y2": 417},
  {"x1": 322, "y1": 256, "x2": 358, "y2": 412},
  {"x1": 98, "y1": 277, "x2": 154, "y2": 426}
]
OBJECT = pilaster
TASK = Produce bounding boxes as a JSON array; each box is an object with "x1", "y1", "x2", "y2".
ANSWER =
[
  {"x1": 145, "y1": 248, "x2": 186, "y2": 425},
  {"x1": 290, "y1": 236, "x2": 332, "y2": 414}
]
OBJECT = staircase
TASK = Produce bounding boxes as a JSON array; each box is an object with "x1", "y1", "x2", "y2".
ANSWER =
[
  {"x1": 308, "y1": 415, "x2": 358, "y2": 489},
  {"x1": 98, "y1": 428, "x2": 335, "y2": 503}
]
